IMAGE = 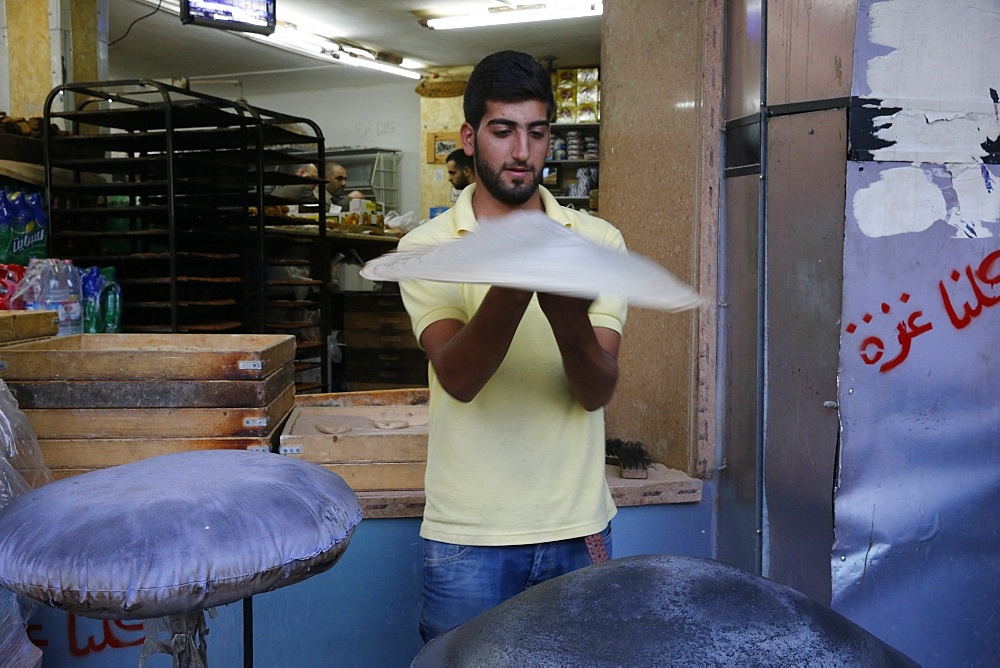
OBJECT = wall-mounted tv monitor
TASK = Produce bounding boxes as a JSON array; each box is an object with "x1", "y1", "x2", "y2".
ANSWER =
[{"x1": 180, "y1": 0, "x2": 276, "y2": 36}]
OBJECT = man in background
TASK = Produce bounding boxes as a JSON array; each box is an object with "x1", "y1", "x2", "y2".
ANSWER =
[
  {"x1": 325, "y1": 161, "x2": 370, "y2": 211},
  {"x1": 271, "y1": 163, "x2": 319, "y2": 203},
  {"x1": 325, "y1": 161, "x2": 348, "y2": 202},
  {"x1": 445, "y1": 148, "x2": 476, "y2": 191}
]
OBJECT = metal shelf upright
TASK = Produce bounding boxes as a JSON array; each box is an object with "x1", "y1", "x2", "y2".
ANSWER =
[{"x1": 43, "y1": 79, "x2": 331, "y2": 392}]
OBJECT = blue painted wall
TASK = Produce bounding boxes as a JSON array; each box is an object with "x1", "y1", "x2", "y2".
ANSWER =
[{"x1": 31, "y1": 487, "x2": 715, "y2": 667}]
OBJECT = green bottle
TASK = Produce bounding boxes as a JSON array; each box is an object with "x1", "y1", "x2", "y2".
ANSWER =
[
  {"x1": 99, "y1": 266, "x2": 122, "y2": 332},
  {"x1": 0, "y1": 188, "x2": 12, "y2": 264}
]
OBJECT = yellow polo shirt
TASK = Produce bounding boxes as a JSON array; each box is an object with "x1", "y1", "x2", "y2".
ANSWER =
[{"x1": 399, "y1": 185, "x2": 627, "y2": 545}]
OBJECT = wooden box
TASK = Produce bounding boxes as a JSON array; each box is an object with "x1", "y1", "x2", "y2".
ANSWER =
[
  {"x1": 0, "y1": 333, "x2": 297, "y2": 480},
  {"x1": 293, "y1": 387, "x2": 428, "y2": 407},
  {"x1": 0, "y1": 310, "x2": 58, "y2": 346},
  {"x1": 41, "y1": 430, "x2": 279, "y2": 481},
  {"x1": 280, "y1": 401, "x2": 428, "y2": 491},
  {"x1": 21, "y1": 384, "x2": 294, "y2": 439},
  {"x1": 0, "y1": 333, "x2": 296, "y2": 380},
  {"x1": 6, "y1": 362, "x2": 295, "y2": 409}
]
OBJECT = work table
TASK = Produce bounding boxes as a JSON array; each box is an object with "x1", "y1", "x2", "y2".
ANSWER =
[
  {"x1": 357, "y1": 464, "x2": 703, "y2": 518},
  {"x1": 291, "y1": 388, "x2": 704, "y2": 519}
]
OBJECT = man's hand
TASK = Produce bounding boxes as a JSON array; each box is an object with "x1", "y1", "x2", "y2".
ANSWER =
[
  {"x1": 420, "y1": 286, "x2": 533, "y2": 402},
  {"x1": 536, "y1": 291, "x2": 594, "y2": 322},
  {"x1": 537, "y1": 292, "x2": 621, "y2": 411}
]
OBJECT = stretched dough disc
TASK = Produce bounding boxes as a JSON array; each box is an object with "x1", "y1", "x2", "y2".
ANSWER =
[
  {"x1": 313, "y1": 415, "x2": 376, "y2": 435},
  {"x1": 374, "y1": 420, "x2": 410, "y2": 429},
  {"x1": 360, "y1": 211, "x2": 703, "y2": 312},
  {"x1": 315, "y1": 422, "x2": 353, "y2": 435}
]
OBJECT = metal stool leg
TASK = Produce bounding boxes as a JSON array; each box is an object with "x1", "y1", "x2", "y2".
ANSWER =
[{"x1": 140, "y1": 609, "x2": 211, "y2": 667}]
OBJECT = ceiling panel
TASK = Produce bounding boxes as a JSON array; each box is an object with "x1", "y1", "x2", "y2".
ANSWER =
[{"x1": 108, "y1": 1, "x2": 602, "y2": 95}]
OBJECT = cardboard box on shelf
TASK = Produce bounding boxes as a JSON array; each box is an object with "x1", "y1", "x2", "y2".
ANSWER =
[
  {"x1": 334, "y1": 198, "x2": 384, "y2": 228},
  {"x1": 551, "y1": 67, "x2": 600, "y2": 125}
]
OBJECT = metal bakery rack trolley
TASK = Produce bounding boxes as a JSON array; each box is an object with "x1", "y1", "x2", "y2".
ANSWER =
[{"x1": 42, "y1": 80, "x2": 332, "y2": 392}]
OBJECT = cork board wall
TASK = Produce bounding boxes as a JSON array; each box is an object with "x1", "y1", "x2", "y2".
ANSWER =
[
  {"x1": 600, "y1": 0, "x2": 718, "y2": 477},
  {"x1": 419, "y1": 86, "x2": 468, "y2": 220},
  {"x1": 7, "y1": 2, "x2": 51, "y2": 118},
  {"x1": 71, "y1": 0, "x2": 103, "y2": 83}
]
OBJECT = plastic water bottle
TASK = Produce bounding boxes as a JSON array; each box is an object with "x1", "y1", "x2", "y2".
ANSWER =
[
  {"x1": 56, "y1": 260, "x2": 84, "y2": 336},
  {"x1": 22, "y1": 258, "x2": 83, "y2": 336}
]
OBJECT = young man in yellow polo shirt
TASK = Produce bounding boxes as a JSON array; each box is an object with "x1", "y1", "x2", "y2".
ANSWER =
[{"x1": 398, "y1": 50, "x2": 628, "y2": 643}]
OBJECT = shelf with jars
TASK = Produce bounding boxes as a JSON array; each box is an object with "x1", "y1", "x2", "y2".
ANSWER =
[{"x1": 545, "y1": 123, "x2": 599, "y2": 210}]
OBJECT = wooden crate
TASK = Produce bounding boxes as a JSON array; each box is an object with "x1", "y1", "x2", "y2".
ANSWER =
[
  {"x1": 294, "y1": 388, "x2": 428, "y2": 408},
  {"x1": 316, "y1": 462, "x2": 426, "y2": 492},
  {"x1": 23, "y1": 384, "x2": 294, "y2": 439},
  {"x1": 342, "y1": 292, "x2": 427, "y2": 390},
  {"x1": 6, "y1": 362, "x2": 294, "y2": 409},
  {"x1": 40, "y1": 429, "x2": 280, "y2": 481},
  {"x1": 0, "y1": 333, "x2": 298, "y2": 478},
  {"x1": 0, "y1": 333, "x2": 296, "y2": 380},
  {"x1": 0, "y1": 310, "x2": 58, "y2": 345},
  {"x1": 280, "y1": 403, "x2": 428, "y2": 490}
]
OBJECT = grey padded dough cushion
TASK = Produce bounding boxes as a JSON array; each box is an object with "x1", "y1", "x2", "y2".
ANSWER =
[
  {"x1": 0, "y1": 449, "x2": 361, "y2": 620},
  {"x1": 413, "y1": 554, "x2": 917, "y2": 667}
]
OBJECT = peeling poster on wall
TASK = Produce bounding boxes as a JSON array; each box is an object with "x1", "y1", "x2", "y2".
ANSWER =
[{"x1": 834, "y1": 1, "x2": 1000, "y2": 665}]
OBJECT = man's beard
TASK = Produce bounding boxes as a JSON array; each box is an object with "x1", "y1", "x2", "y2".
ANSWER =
[{"x1": 473, "y1": 139, "x2": 542, "y2": 206}]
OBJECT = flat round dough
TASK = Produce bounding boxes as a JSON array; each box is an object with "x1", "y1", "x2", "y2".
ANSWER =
[
  {"x1": 373, "y1": 420, "x2": 409, "y2": 429},
  {"x1": 315, "y1": 422, "x2": 353, "y2": 435},
  {"x1": 361, "y1": 210, "x2": 703, "y2": 312},
  {"x1": 311, "y1": 415, "x2": 376, "y2": 435}
]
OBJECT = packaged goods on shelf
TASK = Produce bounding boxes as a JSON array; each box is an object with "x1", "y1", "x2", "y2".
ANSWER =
[
  {"x1": 0, "y1": 187, "x2": 47, "y2": 266},
  {"x1": 332, "y1": 198, "x2": 384, "y2": 229},
  {"x1": 555, "y1": 68, "x2": 578, "y2": 88},
  {"x1": 552, "y1": 67, "x2": 600, "y2": 124}
]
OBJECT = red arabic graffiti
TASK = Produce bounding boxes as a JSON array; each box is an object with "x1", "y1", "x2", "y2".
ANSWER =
[
  {"x1": 26, "y1": 623, "x2": 46, "y2": 648},
  {"x1": 29, "y1": 613, "x2": 145, "y2": 657},
  {"x1": 845, "y1": 249, "x2": 1000, "y2": 373},
  {"x1": 846, "y1": 292, "x2": 933, "y2": 373},
  {"x1": 939, "y1": 249, "x2": 1000, "y2": 328}
]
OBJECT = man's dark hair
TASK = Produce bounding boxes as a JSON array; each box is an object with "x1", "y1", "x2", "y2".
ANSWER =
[
  {"x1": 446, "y1": 148, "x2": 473, "y2": 171},
  {"x1": 463, "y1": 50, "x2": 555, "y2": 129}
]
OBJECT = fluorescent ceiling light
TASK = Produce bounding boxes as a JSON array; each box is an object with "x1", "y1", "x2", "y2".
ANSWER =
[
  {"x1": 399, "y1": 57, "x2": 427, "y2": 70},
  {"x1": 260, "y1": 28, "x2": 338, "y2": 56},
  {"x1": 242, "y1": 31, "x2": 335, "y2": 61},
  {"x1": 334, "y1": 53, "x2": 423, "y2": 80},
  {"x1": 136, "y1": 0, "x2": 180, "y2": 11},
  {"x1": 129, "y1": 0, "x2": 421, "y2": 79},
  {"x1": 270, "y1": 27, "x2": 341, "y2": 54},
  {"x1": 244, "y1": 26, "x2": 423, "y2": 79},
  {"x1": 425, "y1": 2, "x2": 602, "y2": 30}
]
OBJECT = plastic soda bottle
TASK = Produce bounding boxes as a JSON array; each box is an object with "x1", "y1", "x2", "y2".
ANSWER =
[
  {"x1": 0, "y1": 189, "x2": 11, "y2": 264},
  {"x1": 99, "y1": 266, "x2": 122, "y2": 332}
]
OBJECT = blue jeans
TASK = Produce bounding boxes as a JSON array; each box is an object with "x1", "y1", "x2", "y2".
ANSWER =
[{"x1": 419, "y1": 524, "x2": 612, "y2": 642}]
